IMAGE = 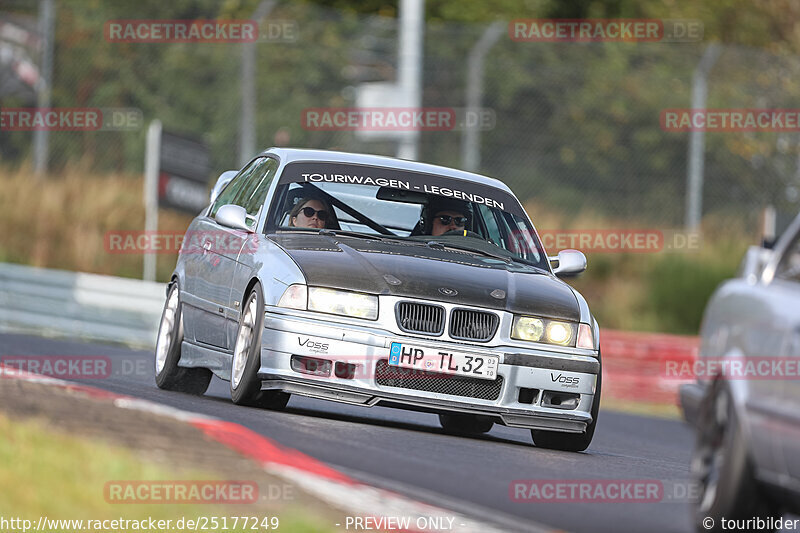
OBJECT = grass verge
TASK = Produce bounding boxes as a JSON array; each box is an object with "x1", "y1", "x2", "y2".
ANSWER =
[
  {"x1": 600, "y1": 397, "x2": 682, "y2": 420},
  {"x1": 0, "y1": 412, "x2": 331, "y2": 532}
]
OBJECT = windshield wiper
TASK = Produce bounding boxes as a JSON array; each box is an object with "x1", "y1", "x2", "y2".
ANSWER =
[
  {"x1": 277, "y1": 228, "x2": 380, "y2": 240},
  {"x1": 427, "y1": 240, "x2": 546, "y2": 269},
  {"x1": 426, "y1": 241, "x2": 513, "y2": 263},
  {"x1": 318, "y1": 229, "x2": 381, "y2": 240},
  {"x1": 282, "y1": 228, "x2": 419, "y2": 246},
  {"x1": 319, "y1": 229, "x2": 416, "y2": 246}
]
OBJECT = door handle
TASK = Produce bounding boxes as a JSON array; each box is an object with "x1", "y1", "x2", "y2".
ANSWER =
[{"x1": 202, "y1": 241, "x2": 212, "y2": 253}]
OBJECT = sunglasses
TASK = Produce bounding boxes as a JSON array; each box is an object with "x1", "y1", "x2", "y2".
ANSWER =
[
  {"x1": 435, "y1": 215, "x2": 468, "y2": 227},
  {"x1": 299, "y1": 206, "x2": 329, "y2": 220}
]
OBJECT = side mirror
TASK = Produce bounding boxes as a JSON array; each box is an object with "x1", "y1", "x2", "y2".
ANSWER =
[
  {"x1": 209, "y1": 170, "x2": 238, "y2": 205},
  {"x1": 737, "y1": 245, "x2": 772, "y2": 282},
  {"x1": 549, "y1": 249, "x2": 587, "y2": 277},
  {"x1": 215, "y1": 204, "x2": 252, "y2": 232}
]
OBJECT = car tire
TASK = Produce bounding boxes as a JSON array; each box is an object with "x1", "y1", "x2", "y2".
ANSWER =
[
  {"x1": 438, "y1": 413, "x2": 494, "y2": 435},
  {"x1": 230, "y1": 282, "x2": 290, "y2": 410},
  {"x1": 154, "y1": 282, "x2": 212, "y2": 395},
  {"x1": 531, "y1": 359, "x2": 601, "y2": 452},
  {"x1": 691, "y1": 378, "x2": 779, "y2": 533}
]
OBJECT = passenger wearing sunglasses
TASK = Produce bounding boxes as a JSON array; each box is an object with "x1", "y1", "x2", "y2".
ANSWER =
[{"x1": 289, "y1": 198, "x2": 331, "y2": 229}]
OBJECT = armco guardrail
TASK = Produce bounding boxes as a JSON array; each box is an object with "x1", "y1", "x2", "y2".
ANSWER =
[
  {"x1": 602, "y1": 329, "x2": 699, "y2": 406},
  {"x1": 0, "y1": 262, "x2": 164, "y2": 348}
]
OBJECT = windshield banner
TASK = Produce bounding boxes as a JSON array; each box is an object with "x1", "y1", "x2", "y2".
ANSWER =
[{"x1": 277, "y1": 162, "x2": 525, "y2": 217}]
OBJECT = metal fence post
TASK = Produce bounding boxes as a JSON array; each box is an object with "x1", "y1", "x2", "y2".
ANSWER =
[
  {"x1": 240, "y1": 0, "x2": 276, "y2": 166},
  {"x1": 685, "y1": 43, "x2": 721, "y2": 231},
  {"x1": 396, "y1": 0, "x2": 424, "y2": 161},
  {"x1": 143, "y1": 120, "x2": 162, "y2": 282},
  {"x1": 32, "y1": 0, "x2": 55, "y2": 178},
  {"x1": 461, "y1": 21, "x2": 504, "y2": 173}
]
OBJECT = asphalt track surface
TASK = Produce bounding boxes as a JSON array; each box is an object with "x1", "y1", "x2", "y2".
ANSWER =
[{"x1": 2, "y1": 332, "x2": 697, "y2": 533}]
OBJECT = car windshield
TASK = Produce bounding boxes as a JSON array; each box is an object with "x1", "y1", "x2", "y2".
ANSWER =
[{"x1": 266, "y1": 161, "x2": 548, "y2": 270}]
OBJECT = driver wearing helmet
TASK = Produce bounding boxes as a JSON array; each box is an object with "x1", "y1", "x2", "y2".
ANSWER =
[{"x1": 420, "y1": 197, "x2": 472, "y2": 236}]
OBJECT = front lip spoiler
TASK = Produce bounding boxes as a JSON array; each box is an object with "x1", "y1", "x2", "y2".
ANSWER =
[{"x1": 260, "y1": 375, "x2": 590, "y2": 433}]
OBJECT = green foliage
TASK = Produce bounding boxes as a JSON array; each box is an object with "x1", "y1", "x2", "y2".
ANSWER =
[
  {"x1": 645, "y1": 253, "x2": 738, "y2": 334},
  {"x1": 3, "y1": 0, "x2": 799, "y2": 225}
]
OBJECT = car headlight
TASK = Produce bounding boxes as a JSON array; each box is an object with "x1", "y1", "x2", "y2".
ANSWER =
[
  {"x1": 278, "y1": 285, "x2": 378, "y2": 320},
  {"x1": 511, "y1": 316, "x2": 544, "y2": 342},
  {"x1": 511, "y1": 316, "x2": 577, "y2": 347},
  {"x1": 308, "y1": 287, "x2": 378, "y2": 320}
]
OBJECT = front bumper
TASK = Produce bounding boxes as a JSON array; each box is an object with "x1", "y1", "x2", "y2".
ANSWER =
[{"x1": 258, "y1": 309, "x2": 600, "y2": 433}]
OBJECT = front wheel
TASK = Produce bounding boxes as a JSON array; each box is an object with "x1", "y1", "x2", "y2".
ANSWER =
[
  {"x1": 154, "y1": 282, "x2": 212, "y2": 395},
  {"x1": 690, "y1": 379, "x2": 779, "y2": 532},
  {"x1": 230, "y1": 283, "x2": 290, "y2": 410}
]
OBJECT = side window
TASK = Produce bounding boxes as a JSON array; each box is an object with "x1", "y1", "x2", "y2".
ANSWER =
[
  {"x1": 476, "y1": 204, "x2": 535, "y2": 258},
  {"x1": 477, "y1": 204, "x2": 506, "y2": 247},
  {"x1": 208, "y1": 158, "x2": 264, "y2": 218},
  {"x1": 500, "y1": 212, "x2": 523, "y2": 255},
  {"x1": 500, "y1": 211, "x2": 538, "y2": 260},
  {"x1": 776, "y1": 232, "x2": 800, "y2": 283},
  {"x1": 235, "y1": 158, "x2": 279, "y2": 220}
]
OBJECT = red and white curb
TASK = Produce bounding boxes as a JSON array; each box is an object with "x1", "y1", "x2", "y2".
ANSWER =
[{"x1": 0, "y1": 366, "x2": 551, "y2": 533}]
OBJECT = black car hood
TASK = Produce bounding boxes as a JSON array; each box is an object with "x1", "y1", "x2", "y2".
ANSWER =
[{"x1": 269, "y1": 233, "x2": 580, "y2": 321}]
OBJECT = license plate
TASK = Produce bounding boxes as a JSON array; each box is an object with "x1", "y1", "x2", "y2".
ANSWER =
[{"x1": 388, "y1": 342, "x2": 499, "y2": 380}]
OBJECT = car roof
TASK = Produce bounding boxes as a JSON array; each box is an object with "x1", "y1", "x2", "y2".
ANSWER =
[{"x1": 261, "y1": 147, "x2": 515, "y2": 195}]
